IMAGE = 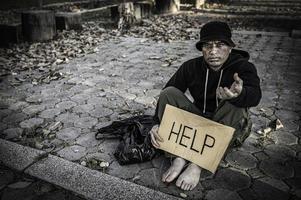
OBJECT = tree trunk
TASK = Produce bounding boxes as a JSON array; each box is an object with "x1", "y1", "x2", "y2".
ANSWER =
[
  {"x1": 118, "y1": 2, "x2": 136, "y2": 33},
  {"x1": 155, "y1": 0, "x2": 180, "y2": 14},
  {"x1": 134, "y1": 1, "x2": 153, "y2": 19},
  {"x1": 0, "y1": 23, "x2": 22, "y2": 47},
  {"x1": 195, "y1": 0, "x2": 205, "y2": 8},
  {"x1": 55, "y1": 12, "x2": 82, "y2": 31},
  {"x1": 22, "y1": 10, "x2": 56, "y2": 42}
]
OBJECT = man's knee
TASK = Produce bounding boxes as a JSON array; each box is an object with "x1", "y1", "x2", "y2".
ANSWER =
[
  {"x1": 214, "y1": 101, "x2": 251, "y2": 147},
  {"x1": 160, "y1": 86, "x2": 183, "y2": 98}
]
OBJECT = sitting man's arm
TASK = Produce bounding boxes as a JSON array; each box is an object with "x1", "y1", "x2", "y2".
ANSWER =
[
  {"x1": 164, "y1": 62, "x2": 189, "y2": 92},
  {"x1": 217, "y1": 62, "x2": 261, "y2": 107}
]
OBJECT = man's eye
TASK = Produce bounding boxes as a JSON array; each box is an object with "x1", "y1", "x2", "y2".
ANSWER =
[{"x1": 216, "y1": 43, "x2": 226, "y2": 47}]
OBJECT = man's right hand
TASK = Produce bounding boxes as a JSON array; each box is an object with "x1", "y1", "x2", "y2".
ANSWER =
[{"x1": 150, "y1": 124, "x2": 163, "y2": 148}]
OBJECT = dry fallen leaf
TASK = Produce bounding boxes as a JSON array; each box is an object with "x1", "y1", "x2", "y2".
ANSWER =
[
  {"x1": 99, "y1": 161, "x2": 109, "y2": 168},
  {"x1": 180, "y1": 193, "x2": 187, "y2": 198}
]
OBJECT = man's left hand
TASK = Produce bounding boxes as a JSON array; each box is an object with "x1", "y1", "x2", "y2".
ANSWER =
[{"x1": 217, "y1": 73, "x2": 243, "y2": 100}]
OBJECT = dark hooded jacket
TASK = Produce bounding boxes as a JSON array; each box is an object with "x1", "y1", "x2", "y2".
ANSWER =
[{"x1": 164, "y1": 49, "x2": 261, "y2": 115}]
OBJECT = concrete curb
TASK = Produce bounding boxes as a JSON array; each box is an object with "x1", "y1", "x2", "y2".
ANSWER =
[
  {"x1": 233, "y1": 30, "x2": 289, "y2": 36},
  {"x1": 0, "y1": 139, "x2": 181, "y2": 200}
]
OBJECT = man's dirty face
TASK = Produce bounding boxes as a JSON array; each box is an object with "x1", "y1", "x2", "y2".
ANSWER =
[{"x1": 202, "y1": 40, "x2": 232, "y2": 70}]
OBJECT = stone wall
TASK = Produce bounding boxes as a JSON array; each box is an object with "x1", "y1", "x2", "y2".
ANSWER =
[{"x1": 0, "y1": 0, "x2": 140, "y2": 10}]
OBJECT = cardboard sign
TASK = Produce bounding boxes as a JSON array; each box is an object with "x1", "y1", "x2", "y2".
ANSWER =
[{"x1": 158, "y1": 104, "x2": 235, "y2": 173}]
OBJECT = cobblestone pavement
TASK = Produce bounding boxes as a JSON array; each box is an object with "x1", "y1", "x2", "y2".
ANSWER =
[
  {"x1": 0, "y1": 163, "x2": 85, "y2": 200},
  {"x1": 0, "y1": 31, "x2": 300, "y2": 200}
]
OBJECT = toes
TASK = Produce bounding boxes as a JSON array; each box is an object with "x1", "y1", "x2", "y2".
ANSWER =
[
  {"x1": 176, "y1": 178, "x2": 182, "y2": 188},
  {"x1": 181, "y1": 183, "x2": 187, "y2": 190},
  {"x1": 165, "y1": 171, "x2": 176, "y2": 182},
  {"x1": 162, "y1": 170, "x2": 170, "y2": 182},
  {"x1": 189, "y1": 183, "x2": 197, "y2": 191}
]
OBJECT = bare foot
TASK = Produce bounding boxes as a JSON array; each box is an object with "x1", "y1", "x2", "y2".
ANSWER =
[
  {"x1": 162, "y1": 157, "x2": 186, "y2": 183},
  {"x1": 176, "y1": 163, "x2": 202, "y2": 191}
]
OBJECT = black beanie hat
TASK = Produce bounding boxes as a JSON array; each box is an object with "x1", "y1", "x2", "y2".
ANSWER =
[{"x1": 196, "y1": 21, "x2": 235, "y2": 51}]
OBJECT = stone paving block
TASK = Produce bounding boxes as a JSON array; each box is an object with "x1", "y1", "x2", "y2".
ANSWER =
[
  {"x1": 137, "y1": 80, "x2": 155, "y2": 89},
  {"x1": 250, "y1": 115, "x2": 270, "y2": 132},
  {"x1": 40, "y1": 98, "x2": 59, "y2": 109},
  {"x1": 57, "y1": 145, "x2": 87, "y2": 161},
  {"x1": 291, "y1": 161, "x2": 301, "y2": 178},
  {"x1": 74, "y1": 116, "x2": 98, "y2": 129},
  {"x1": 285, "y1": 177, "x2": 301, "y2": 191},
  {"x1": 70, "y1": 93, "x2": 91, "y2": 104},
  {"x1": 0, "y1": 122, "x2": 7, "y2": 131},
  {"x1": 55, "y1": 112, "x2": 80, "y2": 127},
  {"x1": 55, "y1": 100, "x2": 77, "y2": 110},
  {"x1": 116, "y1": 91, "x2": 137, "y2": 101},
  {"x1": 0, "y1": 168, "x2": 14, "y2": 190},
  {"x1": 135, "y1": 96, "x2": 156, "y2": 106},
  {"x1": 0, "y1": 109, "x2": 12, "y2": 120},
  {"x1": 202, "y1": 168, "x2": 251, "y2": 191},
  {"x1": 275, "y1": 110, "x2": 300, "y2": 121},
  {"x1": 2, "y1": 128, "x2": 23, "y2": 140},
  {"x1": 3, "y1": 113, "x2": 28, "y2": 124},
  {"x1": 25, "y1": 95, "x2": 42, "y2": 103},
  {"x1": 39, "y1": 108, "x2": 61, "y2": 119},
  {"x1": 238, "y1": 188, "x2": 259, "y2": 200},
  {"x1": 108, "y1": 161, "x2": 140, "y2": 180},
  {"x1": 56, "y1": 127, "x2": 81, "y2": 141},
  {"x1": 237, "y1": 136, "x2": 261, "y2": 154},
  {"x1": 160, "y1": 183, "x2": 204, "y2": 200},
  {"x1": 85, "y1": 151, "x2": 113, "y2": 164},
  {"x1": 280, "y1": 121, "x2": 300, "y2": 133},
  {"x1": 8, "y1": 181, "x2": 32, "y2": 189},
  {"x1": 247, "y1": 168, "x2": 266, "y2": 179},
  {"x1": 0, "y1": 139, "x2": 45, "y2": 171},
  {"x1": 252, "y1": 178, "x2": 290, "y2": 200},
  {"x1": 25, "y1": 154, "x2": 179, "y2": 200},
  {"x1": 41, "y1": 88, "x2": 60, "y2": 98},
  {"x1": 260, "y1": 158, "x2": 294, "y2": 179},
  {"x1": 94, "y1": 121, "x2": 112, "y2": 130},
  {"x1": 151, "y1": 155, "x2": 169, "y2": 170},
  {"x1": 76, "y1": 132, "x2": 100, "y2": 147},
  {"x1": 225, "y1": 150, "x2": 257, "y2": 170},
  {"x1": 9, "y1": 101, "x2": 29, "y2": 111},
  {"x1": 1, "y1": 182, "x2": 37, "y2": 200},
  {"x1": 87, "y1": 97, "x2": 107, "y2": 107},
  {"x1": 264, "y1": 144, "x2": 296, "y2": 161},
  {"x1": 72, "y1": 104, "x2": 94, "y2": 114},
  {"x1": 22, "y1": 105, "x2": 46, "y2": 116},
  {"x1": 89, "y1": 107, "x2": 114, "y2": 118},
  {"x1": 270, "y1": 130, "x2": 298, "y2": 146},
  {"x1": 135, "y1": 168, "x2": 163, "y2": 188},
  {"x1": 253, "y1": 151, "x2": 270, "y2": 161},
  {"x1": 19, "y1": 118, "x2": 44, "y2": 129},
  {"x1": 205, "y1": 189, "x2": 242, "y2": 200},
  {"x1": 55, "y1": 90, "x2": 77, "y2": 101}
]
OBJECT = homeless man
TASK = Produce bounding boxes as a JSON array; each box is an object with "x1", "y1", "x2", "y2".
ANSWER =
[{"x1": 149, "y1": 21, "x2": 262, "y2": 191}]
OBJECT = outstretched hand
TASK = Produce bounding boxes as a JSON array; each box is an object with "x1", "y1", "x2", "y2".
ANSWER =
[
  {"x1": 217, "y1": 73, "x2": 243, "y2": 100},
  {"x1": 150, "y1": 124, "x2": 163, "y2": 148}
]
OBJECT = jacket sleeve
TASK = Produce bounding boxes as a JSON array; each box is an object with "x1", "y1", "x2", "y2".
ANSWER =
[
  {"x1": 229, "y1": 62, "x2": 262, "y2": 107},
  {"x1": 164, "y1": 62, "x2": 189, "y2": 92}
]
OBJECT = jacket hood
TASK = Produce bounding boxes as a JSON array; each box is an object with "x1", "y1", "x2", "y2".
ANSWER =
[
  {"x1": 231, "y1": 49, "x2": 250, "y2": 60},
  {"x1": 222, "y1": 49, "x2": 250, "y2": 69}
]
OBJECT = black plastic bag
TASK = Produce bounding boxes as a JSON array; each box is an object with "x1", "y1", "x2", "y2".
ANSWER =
[{"x1": 95, "y1": 115, "x2": 160, "y2": 165}]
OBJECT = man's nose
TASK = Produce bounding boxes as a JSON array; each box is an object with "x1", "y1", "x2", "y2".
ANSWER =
[{"x1": 209, "y1": 46, "x2": 218, "y2": 54}]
